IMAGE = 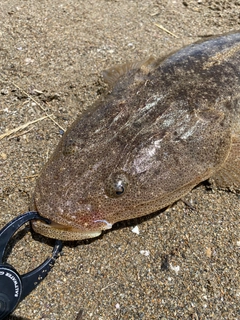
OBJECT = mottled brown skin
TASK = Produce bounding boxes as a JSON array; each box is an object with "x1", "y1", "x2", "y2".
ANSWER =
[{"x1": 31, "y1": 32, "x2": 240, "y2": 240}]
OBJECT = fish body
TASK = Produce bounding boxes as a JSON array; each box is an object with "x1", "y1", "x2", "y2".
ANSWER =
[{"x1": 32, "y1": 32, "x2": 240, "y2": 240}]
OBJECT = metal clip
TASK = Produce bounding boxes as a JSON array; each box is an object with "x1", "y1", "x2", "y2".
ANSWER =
[{"x1": 0, "y1": 212, "x2": 62, "y2": 319}]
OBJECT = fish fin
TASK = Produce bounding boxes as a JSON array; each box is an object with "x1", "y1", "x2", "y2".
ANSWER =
[
  {"x1": 210, "y1": 134, "x2": 240, "y2": 191},
  {"x1": 101, "y1": 56, "x2": 157, "y2": 87},
  {"x1": 139, "y1": 56, "x2": 159, "y2": 73}
]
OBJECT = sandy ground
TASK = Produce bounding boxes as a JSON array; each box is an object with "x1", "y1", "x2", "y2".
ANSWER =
[{"x1": 0, "y1": 0, "x2": 239, "y2": 319}]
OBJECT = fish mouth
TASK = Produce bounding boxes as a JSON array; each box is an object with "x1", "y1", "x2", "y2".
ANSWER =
[{"x1": 31, "y1": 219, "x2": 102, "y2": 241}]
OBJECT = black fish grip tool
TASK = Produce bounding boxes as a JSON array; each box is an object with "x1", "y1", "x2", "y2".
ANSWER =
[{"x1": 0, "y1": 212, "x2": 62, "y2": 320}]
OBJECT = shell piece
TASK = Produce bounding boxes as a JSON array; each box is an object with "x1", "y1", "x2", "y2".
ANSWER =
[{"x1": 31, "y1": 32, "x2": 240, "y2": 240}]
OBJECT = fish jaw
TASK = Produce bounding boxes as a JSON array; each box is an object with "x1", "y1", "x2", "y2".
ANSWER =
[{"x1": 31, "y1": 219, "x2": 103, "y2": 241}]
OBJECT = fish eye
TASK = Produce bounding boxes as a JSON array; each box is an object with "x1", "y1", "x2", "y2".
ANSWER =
[{"x1": 105, "y1": 172, "x2": 129, "y2": 198}]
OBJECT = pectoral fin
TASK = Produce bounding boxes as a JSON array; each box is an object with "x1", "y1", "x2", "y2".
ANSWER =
[
  {"x1": 210, "y1": 134, "x2": 240, "y2": 191},
  {"x1": 101, "y1": 56, "x2": 158, "y2": 88}
]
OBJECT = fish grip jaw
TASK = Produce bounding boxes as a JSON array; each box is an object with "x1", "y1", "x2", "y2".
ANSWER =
[{"x1": 0, "y1": 212, "x2": 62, "y2": 320}]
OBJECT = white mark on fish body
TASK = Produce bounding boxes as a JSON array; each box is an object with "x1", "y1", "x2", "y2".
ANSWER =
[
  {"x1": 180, "y1": 120, "x2": 201, "y2": 140},
  {"x1": 154, "y1": 139, "x2": 163, "y2": 148},
  {"x1": 94, "y1": 219, "x2": 113, "y2": 229},
  {"x1": 78, "y1": 203, "x2": 93, "y2": 212},
  {"x1": 94, "y1": 127, "x2": 101, "y2": 134},
  {"x1": 162, "y1": 118, "x2": 175, "y2": 127},
  {"x1": 82, "y1": 160, "x2": 103, "y2": 179},
  {"x1": 113, "y1": 111, "x2": 124, "y2": 123},
  {"x1": 66, "y1": 200, "x2": 72, "y2": 207},
  {"x1": 148, "y1": 145, "x2": 156, "y2": 157},
  {"x1": 141, "y1": 94, "x2": 164, "y2": 113},
  {"x1": 57, "y1": 207, "x2": 64, "y2": 214},
  {"x1": 134, "y1": 144, "x2": 158, "y2": 174}
]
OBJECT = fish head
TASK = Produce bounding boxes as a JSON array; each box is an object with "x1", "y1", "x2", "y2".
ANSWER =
[{"x1": 31, "y1": 94, "x2": 166, "y2": 240}]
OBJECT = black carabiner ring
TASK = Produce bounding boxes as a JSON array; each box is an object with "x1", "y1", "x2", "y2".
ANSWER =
[{"x1": 0, "y1": 212, "x2": 62, "y2": 320}]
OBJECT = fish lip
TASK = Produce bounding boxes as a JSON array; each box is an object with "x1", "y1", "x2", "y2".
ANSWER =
[
  {"x1": 32, "y1": 217, "x2": 113, "y2": 232},
  {"x1": 32, "y1": 217, "x2": 100, "y2": 232},
  {"x1": 31, "y1": 218, "x2": 103, "y2": 240}
]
